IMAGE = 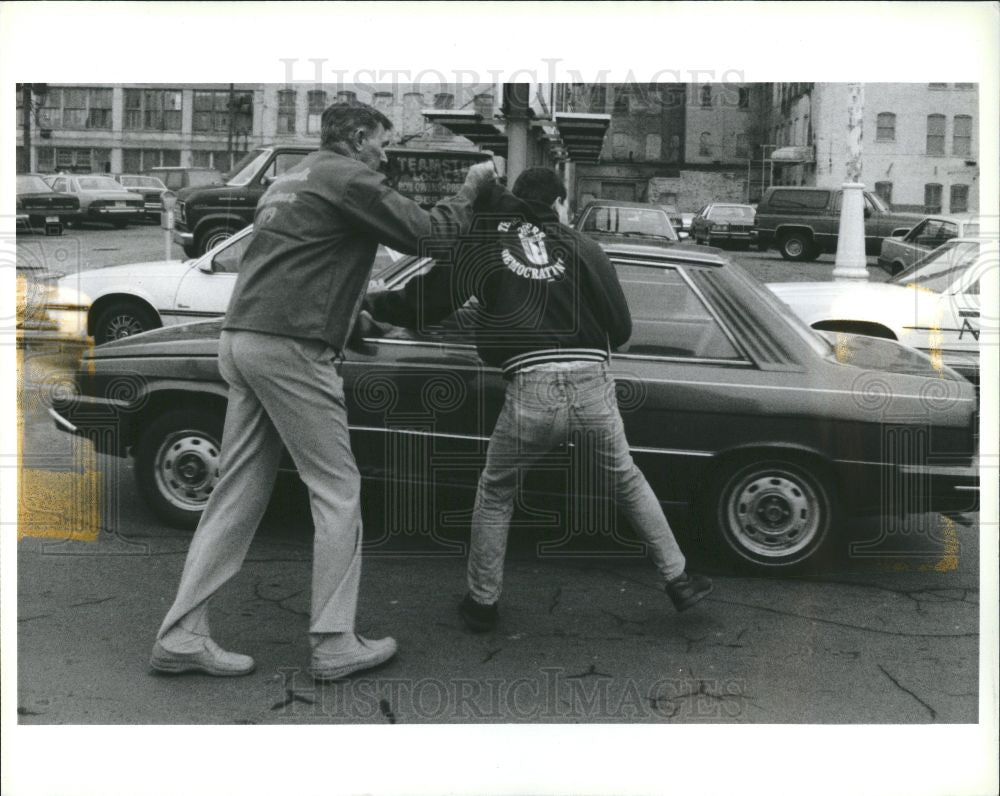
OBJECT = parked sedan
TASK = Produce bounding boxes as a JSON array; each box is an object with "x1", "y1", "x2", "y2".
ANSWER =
[
  {"x1": 112, "y1": 174, "x2": 169, "y2": 222},
  {"x1": 769, "y1": 237, "x2": 991, "y2": 384},
  {"x1": 50, "y1": 242, "x2": 978, "y2": 572},
  {"x1": 15, "y1": 174, "x2": 80, "y2": 235},
  {"x1": 574, "y1": 199, "x2": 679, "y2": 244},
  {"x1": 43, "y1": 174, "x2": 144, "y2": 228},
  {"x1": 690, "y1": 203, "x2": 756, "y2": 248},
  {"x1": 877, "y1": 214, "x2": 979, "y2": 275},
  {"x1": 52, "y1": 225, "x2": 411, "y2": 344}
]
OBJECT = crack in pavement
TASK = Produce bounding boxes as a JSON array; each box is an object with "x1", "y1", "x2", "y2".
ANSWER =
[
  {"x1": 708, "y1": 597, "x2": 978, "y2": 639},
  {"x1": 68, "y1": 596, "x2": 116, "y2": 608},
  {"x1": 17, "y1": 615, "x2": 52, "y2": 623},
  {"x1": 481, "y1": 648, "x2": 503, "y2": 664},
  {"x1": 253, "y1": 582, "x2": 308, "y2": 618},
  {"x1": 565, "y1": 664, "x2": 614, "y2": 680},
  {"x1": 270, "y1": 689, "x2": 316, "y2": 711},
  {"x1": 876, "y1": 664, "x2": 938, "y2": 720},
  {"x1": 599, "y1": 608, "x2": 648, "y2": 630},
  {"x1": 548, "y1": 586, "x2": 562, "y2": 615},
  {"x1": 379, "y1": 698, "x2": 397, "y2": 724}
]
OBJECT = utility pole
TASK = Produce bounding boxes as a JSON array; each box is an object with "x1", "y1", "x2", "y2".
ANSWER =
[
  {"x1": 502, "y1": 84, "x2": 532, "y2": 187},
  {"x1": 832, "y1": 82, "x2": 869, "y2": 281},
  {"x1": 21, "y1": 84, "x2": 32, "y2": 172},
  {"x1": 227, "y1": 83, "x2": 236, "y2": 169}
]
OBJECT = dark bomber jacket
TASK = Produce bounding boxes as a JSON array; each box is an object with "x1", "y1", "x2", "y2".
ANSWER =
[
  {"x1": 224, "y1": 148, "x2": 478, "y2": 349},
  {"x1": 365, "y1": 183, "x2": 633, "y2": 376}
]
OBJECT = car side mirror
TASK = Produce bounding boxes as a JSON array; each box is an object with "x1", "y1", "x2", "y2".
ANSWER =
[
  {"x1": 890, "y1": 227, "x2": 910, "y2": 238},
  {"x1": 199, "y1": 258, "x2": 215, "y2": 274}
]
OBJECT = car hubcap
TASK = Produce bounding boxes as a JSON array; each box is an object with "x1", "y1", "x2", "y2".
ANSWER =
[
  {"x1": 154, "y1": 430, "x2": 220, "y2": 511},
  {"x1": 106, "y1": 314, "x2": 145, "y2": 339},
  {"x1": 204, "y1": 232, "x2": 231, "y2": 251},
  {"x1": 726, "y1": 468, "x2": 822, "y2": 559},
  {"x1": 786, "y1": 239, "x2": 804, "y2": 257}
]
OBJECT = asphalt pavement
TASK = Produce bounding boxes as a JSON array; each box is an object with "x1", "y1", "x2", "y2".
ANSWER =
[{"x1": 14, "y1": 224, "x2": 977, "y2": 725}]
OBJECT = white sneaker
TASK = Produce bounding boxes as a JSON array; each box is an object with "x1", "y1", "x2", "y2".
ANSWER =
[
  {"x1": 150, "y1": 638, "x2": 255, "y2": 676},
  {"x1": 310, "y1": 635, "x2": 398, "y2": 682}
]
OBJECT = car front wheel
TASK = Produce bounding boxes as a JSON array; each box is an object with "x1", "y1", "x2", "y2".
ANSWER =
[
  {"x1": 778, "y1": 232, "x2": 817, "y2": 261},
  {"x1": 93, "y1": 301, "x2": 160, "y2": 345},
  {"x1": 705, "y1": 457, "x2": 836, "y2": 571},
  {"x1": 135, "y1": 408, "x2": 223, "y2": 529}
]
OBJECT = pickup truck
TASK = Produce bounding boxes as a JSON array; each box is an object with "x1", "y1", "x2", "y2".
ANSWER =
[
  {"x1": 752, "y1": 186, "x2": 922, "y2": 262},
  {"x1": 172, "y1": 145, "x2": 491, "y2": 257}
]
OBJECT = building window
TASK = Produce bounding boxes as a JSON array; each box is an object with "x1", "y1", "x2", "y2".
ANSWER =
[
  {"x1": 336, "y1": 90, "x2": 357, "y2": 105},
  {"x1": 192, "y1": 150, "x2": 242, "y2": 172},
  {"x1": 644, "y1": 133, "x2": 661, "y2": 161},
  {"x1": 611, "y1": 132, "x2": 628, "y2": 160},
  {"x1": 434, "y1": 92, "x2": 454, "y2": 110},
  {"x1": 699, "y1": 132, "x2": 712, "y2": 156},
  {"x1": 953, "y1": 114, "x2": 972, "y2": 157},
  {"x1": 874, "y1": 181, "x2": 893, "y2": 205},
  {"x1": 928, "y1": 83, "x2": 948, "y2": 90},
  {"x1": 924, "y1": 183, "x2": 943, "y2": 214},
  {"x1": 589, "y1": 84, "x2": 607, "y2": 113},
  {"x1": 613, "y1": 88, "x2": 629, "y2": 113},
  {"x1": 34, "y1": 86, "x2": 113, "y2": 130},
  {"x1": 926, "y1": 114, "x2": 946, "y2": 155},
  {"x1": 876, "y1": 112, "x2": 896, "y2": 142},
  {"x1": 666, "y1": 134, "x2": 681, "y2": 163},
  {"x1": 738, "y1": 88, "x2": 749, "y2": 109},
  {"x1": 122, "y1": 148, "x2": 181, "y2": 173},
  {"x1": 277, "y1": 89, "x2": 296, "y2": 134},
  {"x1": 307, "y1": 90, "x2": 327, "y2": 134},
  {"x1": 954, "y1": 83, "x2": 975, "y2": 90},
  {"x1": 950, "y1": 184, "x2": 969, "y2": 213},
  {"x1": 700, "y1": 85, "x2": 712, "y2": 107},
  {"x1": 53, "y1": 147, "x2": 111, "y2": 173},
  {"x1": 193, "y1": 90, "x2": 253, "y2": 134},
  {"x1": 735, "y1": 133, "x2": 748, "y2": 159},
  {"x1": 124, "y1": 88, "x2": 182, "y2": 131}
]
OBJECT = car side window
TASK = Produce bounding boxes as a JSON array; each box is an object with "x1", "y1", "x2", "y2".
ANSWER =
[
  {"x1": 613, "y1": 263, "x2": 743, "y2": 361},
  {"x1": 905, "y1": 220, "x2": 928, "y2": 242},
  {"x1": 210, "y1": 233, "x2": 252, "y2": 274},
  {"x1": 263, "y1": 153, "x2": 307, "y2": 181},
  {"x1": 938, "y1": 221, "x2": 958, "y2": 242}
]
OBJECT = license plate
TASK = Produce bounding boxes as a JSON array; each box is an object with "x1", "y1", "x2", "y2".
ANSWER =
[{"x1": 46, "y1": 216, "x2": 58, "y2": 223}]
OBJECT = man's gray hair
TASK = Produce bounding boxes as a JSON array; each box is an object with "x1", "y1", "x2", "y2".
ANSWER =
[{"x1": 320, "y1": 102, "x2": 393, "y2": 150}]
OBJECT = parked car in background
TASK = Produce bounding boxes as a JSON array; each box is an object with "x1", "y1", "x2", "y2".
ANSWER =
[
  {"x1": 52, "y1": 225, "x2": 408, "y2": 344},
  {"x1": 171, "y1": 146, "x2": 492, "y2": 258},
  {"x1": 753, "y1": 186, "x2": 922, "y2": 261},
  {"x1": 145, "y1": 166, "x2": 223, "y2": 193},
  {"x1": 51, "y1": 241, "x2": 977, "y2": 571},
  {"x1": 877, "y1": 214, "x2": 980, "y2": 275},
  {"x1": 678, "y1": 212, "x2": 695, "y2": 239},
  {"x1": 43, "y1": 174, "x2": 144, "y2": 228},
  {"x1": 658, "y1": 205, "x2": 685, "y2": 236},
  {"x1": 690, "y1": 203, "x2": 757, "y2": 249},
  {"x1": 15, "y1": 174, "x2": 80, "y2": 235},
  {"x1": 113, "y1": 174, "x2": 169, "y2": 222},
  {"x1": 768, "y1": 237, "x2": 991, "y2": 385},
  {"x1": 573, "y1": 199, "x2": 679, "y2": 244}
]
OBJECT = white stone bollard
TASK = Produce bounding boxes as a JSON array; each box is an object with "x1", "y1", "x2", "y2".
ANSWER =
[{"x1": 832, "y1": 182, "x2": 869, "y2": 281}]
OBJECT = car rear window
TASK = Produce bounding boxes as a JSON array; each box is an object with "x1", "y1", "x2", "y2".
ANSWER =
[{"x1": 767, "y1": 190, "x2": 830, "y2": 210}]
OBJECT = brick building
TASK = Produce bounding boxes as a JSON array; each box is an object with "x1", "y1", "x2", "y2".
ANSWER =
[
  {"x1": 755, "y1": 82, "x2": 980, "y2": 213},
  {"x1": 15, "y1": 82, "x2": 494, "y2": 176}
]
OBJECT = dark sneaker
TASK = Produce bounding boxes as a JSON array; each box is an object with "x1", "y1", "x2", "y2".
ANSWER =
[
  {"x1": 665, "y1": 572, "x2": 714, "y2": 612},
  {"x1": 459, "y1": 593, "x2": 498, "y2": 632}
]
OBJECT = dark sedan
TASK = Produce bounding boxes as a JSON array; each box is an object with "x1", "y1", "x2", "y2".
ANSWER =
[
  {"x1": 113, "y1": 174, "x2": 169, "y2": 222},
  {"x1": 49, "y1": 243, "x2": 979, "y2": 572},
  {"x1": 16, "y1": 174, "x2": 80, "y2": 235},
  {"x1": 690, "y1": 203, "x2": 756, "y2": 249}
]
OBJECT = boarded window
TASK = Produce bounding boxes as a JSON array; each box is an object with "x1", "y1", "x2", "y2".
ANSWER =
[
  {"x1": 876, "y1": 112, "x2": 896, "y2": 142},
  {"x1": 924, "y1": 183, "x2": 943, "y2": 214},
  {"x1": 953, "y1": 115, "x2": 972, "y2": 156},
  {"x1": 926, "y1": 114, "x2": 946, "y2": 155},
  {"x1": 950, "y1": 184, "x2": 969, "y2": 213}
]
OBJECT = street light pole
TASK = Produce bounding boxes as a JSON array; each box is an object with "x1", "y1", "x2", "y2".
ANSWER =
[{"x1": 22, "y1": 84, "x2": 32, "y2": 172}]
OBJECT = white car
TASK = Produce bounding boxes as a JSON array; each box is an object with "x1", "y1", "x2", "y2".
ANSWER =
[
  {"x1": 769, "y1": 238, "x2": 991, "y2": 384},
  {"x1": 53, "y1": 226, "x2": 406, "y2": 345}
]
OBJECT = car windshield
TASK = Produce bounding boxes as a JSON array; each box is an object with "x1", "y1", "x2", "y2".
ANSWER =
[
  {"x1": 225, "y1": 149, "x2": 270, "y2": 185},
  {"x1": 711, "y1": 206, "x2": 755, "y2": 220},
  {"x1": 867, "y1": 193, "x2": 889, "y2": 213},
  {"x1": 17, "y1": 176, "x2": 51, "y2": 192},
  {"x1": 583, "y1": 206, "x2": 677, "y2": 240},
  {"x1": 892, "y1": 240, "x2": 980, "y2": 292},
  {"x1": 78, "y1": 177, "x2": 125, "y2": 191},
  {"x1": 121, "y1": 176, "x2": 166, "y2": 189}
]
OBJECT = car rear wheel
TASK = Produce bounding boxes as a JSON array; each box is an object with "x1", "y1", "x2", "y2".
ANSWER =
[
  {"x1": 704, "y1": 456, "x2": 836, "y2": 571},
  {"x1": 93, "y1": 301, "x2": 160, "y2": 345},
  {"x1": 778, "y1": 232, "x2": 817, "y2": 261},
  {"x1": 198, "y1": 227, "x2": 233, "y2": 255},
  {"x1": 135, "y1": 408, "x2": 223, "y2": 529}
]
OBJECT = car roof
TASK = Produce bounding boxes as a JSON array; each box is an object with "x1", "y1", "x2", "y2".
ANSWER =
[
  {"x1": 710, "y1": 203, "x2": 754, "y2": 209},
  {"x1": 600, "y1": 241, "x2": 728, "y2": 267},
  {"x1": 582, "y1": 199, "x2": 668, "y2": 210},
  {"x1": 918, "y1": 213, "x2": 979, "y2": 224}
]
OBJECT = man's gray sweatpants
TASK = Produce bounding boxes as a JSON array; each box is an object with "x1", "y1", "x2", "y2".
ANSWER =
[{"x1": 157, "y1": 329, "x2": 362, "y2": 649}]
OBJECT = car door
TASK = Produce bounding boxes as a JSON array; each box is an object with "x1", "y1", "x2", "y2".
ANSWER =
[{"x1": 169, "y1": 229, "x2": 253, "y2": 324}]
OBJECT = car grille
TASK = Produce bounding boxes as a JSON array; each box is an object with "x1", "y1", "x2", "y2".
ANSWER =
[{"x1": 728, "y1": 224, "x2": 754, "y2": 233}]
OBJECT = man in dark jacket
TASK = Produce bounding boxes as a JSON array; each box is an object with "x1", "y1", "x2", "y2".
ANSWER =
[
  {"x1": 151, "y1": 102, "x2": 496, "y2": 680},
  {"x1": 365, "y1": 167, "x2": 712, "y2": 632}
]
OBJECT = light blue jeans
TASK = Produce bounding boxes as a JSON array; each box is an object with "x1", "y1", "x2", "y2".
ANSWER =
[{"x1": 467, "y1": 362, "x2": 686, "y2": 604}]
